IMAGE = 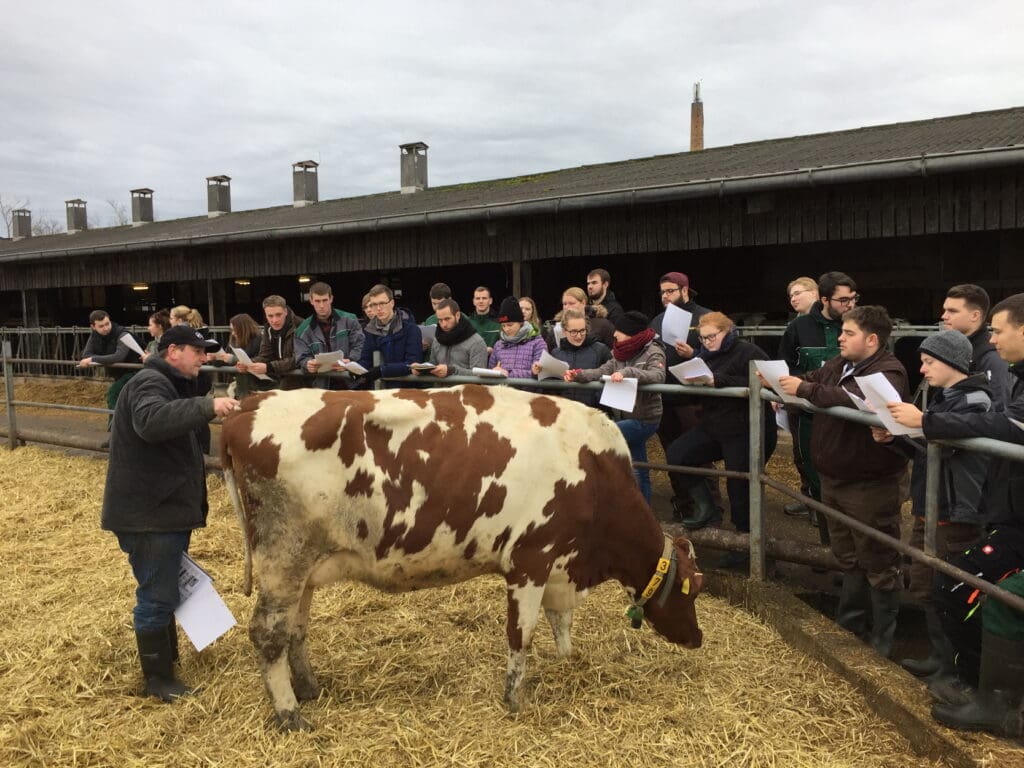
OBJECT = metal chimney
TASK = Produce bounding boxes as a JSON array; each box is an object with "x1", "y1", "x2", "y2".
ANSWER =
[
  {"x1": 65, "y1": 199, "x2": 88, "y2": 233},
  {"x1": 292, "y1": 160, "x2": 319, "y2": 207},
  {"x1": 400, "y1": 142, "x2": 428, "y2": 194},
  {"x1": 690, "y1": 82, "x2": 704, "y2": 152},
  {"x1": 206, "y1": 175, "x2": 231, "y2": 217},
  {"x1": 11, "y1": 209, "x2": 31, "y2": 240},
  {"x1": 131, "y1": 188, "x2": 154, "y2": 226}
]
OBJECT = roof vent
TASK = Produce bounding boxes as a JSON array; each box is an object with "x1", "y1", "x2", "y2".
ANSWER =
[
  {"x1": 206, "y1": 175, "x2": 231, "y2": 217},
  {"x1": 11, "y1": 209, "x2": 31, "y2": 240},
  {"x1": 293, "y1": 160, "x2": 319, "y2": 207},
  {"x1": 131, "y1": 188, "x2": 154, "y2": 226},
  {"x1": 400, "y1": 142, "x2": 428, "y2": 194},
  {"x1": 690, "y1": 82, "x2": 704, "y2": 152},
  {"x1": 65, "y1": 199, "x2": 88, "y2": 234}
]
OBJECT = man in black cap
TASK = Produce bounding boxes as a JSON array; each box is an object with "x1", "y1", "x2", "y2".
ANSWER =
[{"x1": 101, "y1": 325, "x2": 239, "y2": 703}]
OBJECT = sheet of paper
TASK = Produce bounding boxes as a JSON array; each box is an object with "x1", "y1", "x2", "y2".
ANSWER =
[
  {"x1": 855, "y1": 373, "x2": 923, "y2": 437},
  {"x1": 314, "y1": 351, "x2": 345, "y2": 369},
  {"x1": 1011, "y1": 418, "x2": 1024, "y2": 432},
  {"x1": 552, "y1": 322, "x2": 564, "y2": 346},
  {"x1": 177, "y1": 553, "x2": 211, "y2": 602},
  {"x1": 342, "y1": 360, "x2": 368, "y2": 375},
  {"x1": 536, "y1": 350, "x2": 570, "y2": 380},
  {"x1": 669, "y1": 357, "x2": 713, "y2": 384},
  {"x1": 410, "y1": 362, "x2": 437, "y2": 371},
  {"x1": 418, "y1": 324, "x2": 437, "y2": 343},
  {"x1": 754, "y1": 360, "x2": 812, "y2": 407},
  {"x1": 175, "y1": 580, "x2": 236, "y2": 652},
  {"x1": 600, "y1": 376, "x2": 639, "y2": 412},
  {"x1": 232, "y1": 346, "x2": 273, "y2": 380},
  {"x1": 775, "y1": 406, "x2": 789, "y2": 432},
  {"x1": 472, "y1": 367, "x2": 508, "y2": 378},
  {"x1": 846, "y1": 390, "x2": 875, "y2": 413},
  {"x1": 660, "y1": 304, "x2": 693, "y2": 348},
  {"x1": 119, "y1": 333, "x2": 145, "y2": 357}
]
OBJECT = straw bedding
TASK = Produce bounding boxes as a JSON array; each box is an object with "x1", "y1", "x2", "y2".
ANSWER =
[{"x1": 0, "y1": 447, "x2": 975, "y2": 768}]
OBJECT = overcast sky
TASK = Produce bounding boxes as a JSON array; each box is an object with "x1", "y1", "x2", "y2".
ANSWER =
[{"x1": 2, "y1": 1, "x2": 1023, "y2": 229}]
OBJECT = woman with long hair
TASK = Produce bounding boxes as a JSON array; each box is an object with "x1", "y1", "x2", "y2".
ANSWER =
[{"x1": 211, "y1": 313, "x2": 266, "y2": 398}]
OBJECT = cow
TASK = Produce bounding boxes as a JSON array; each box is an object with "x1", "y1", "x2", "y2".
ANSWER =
[{"x1": 220, "y1": 384, "x2": 703, "y2": 730}]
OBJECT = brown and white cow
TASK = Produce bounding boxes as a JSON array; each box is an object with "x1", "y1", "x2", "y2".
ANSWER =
[{"x1": 220, "y1": 384, "x2": 703, "y2": 730}]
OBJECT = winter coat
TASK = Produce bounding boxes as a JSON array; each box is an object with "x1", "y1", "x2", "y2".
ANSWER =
[
  {"x1": 575, "y1": 340, "x2": 666, "y2": 424},
  {"x1": 428, "y1": 321, "x2": 489, "y2": 376},
  {"x1": 590, "y1": 289, "x2": 625, "y2": 325},
  {"x1": 359, "y1": 307, "x2": 423, "y2": 387},
  {"x1": 254, "y1": 308, "x2": 303, "y2": 390},
  {"x1": 101, "y1": 356, "x2": 215, "y2": 532},
  {"x1": 778, "y1": 302, "x2": 843, "y2": 374},
  {"x1": 488, "y1": 335, "x2": 547, "y2": 379},
  {"x1": 294, "y1": 309, "x2": 365, "y2": 390},
  {"x1": 696, "y1": 333, "x2": 773, "y2": 440},
  {"x1": 467, "y1": 312, "x2": 501, "y2": 348},
  {"x1": 82, "y1": 321, "x2": 141, "y2": 376},
  {"x1": 797, "y1": 350, "x2": 910, "y2": 482},
  {"x1": 968, "y1": 325, "x2": 1011, "y2": 412},
  {"x1": 549, "y1": 336, "x2": 612, "y2": 407}
]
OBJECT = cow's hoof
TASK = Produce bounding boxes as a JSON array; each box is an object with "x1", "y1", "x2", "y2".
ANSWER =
[
  {"x1": 277, "y1": 710, "x2": 313, "y2": 732},
  {"x1": 292, "y1": 678, "x2": 321, "y2": 702}
]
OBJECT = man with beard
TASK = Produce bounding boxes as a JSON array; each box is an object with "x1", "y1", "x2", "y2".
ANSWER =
[
  {"x1": 416, "y1": 299, "x2": 488, "y2": 379},
  {"x1": 586, "y1": 268, "x2": 626, "y2": 325}
]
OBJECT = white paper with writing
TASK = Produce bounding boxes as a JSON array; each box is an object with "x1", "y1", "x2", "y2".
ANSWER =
[
  {"x1": 754, "y1": 360, "x2": 812, "y2": 407},
  {"x1": 232, "y1": 346, "x2": 273, "y2": 380},
  {"x1": 119, "y1": 333, "x2": 145, "y2": 357},
  {"x1": 855, "y1": 373, "x2": 923, "y2": 437},
  {"x1": 669, "y1": 357, "x2": 714, "y2": 384},
  {"x1": 536, "y1": 350, "x2": 570, "y2": 380},
  {"x1": 314, "y1": 351, "x2": 346, "y2": 369},
  {"x1": 175, "y1": 554, "x2": 236, "y2": 652},
  {"x1": 660, "y1": 304, "x2": 693, "y2": 348},
  {"x1": 600, "y1": 375, "x2": 639, "y2": 412}
]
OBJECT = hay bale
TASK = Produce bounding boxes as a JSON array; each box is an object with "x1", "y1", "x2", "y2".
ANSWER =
[{"x1": 0, "y1": 446, "x2": 988, "y2": 767}]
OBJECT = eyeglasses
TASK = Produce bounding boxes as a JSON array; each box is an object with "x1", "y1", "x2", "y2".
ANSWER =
[
  {"x1": 660, "y1": 287, "x2": 681, "y2": 296},
  {"x1": 699, "y1": 329, "x2": 723, "y2": 343},
  {"x1": 828, "y1": 294, "x2": 860, "y2": 306},
  {"x1": 789, "y1": 288, "x2": 812, "y2": 299},
  {"x1": 367, "y1": 299, "x2": 393, "y2": 309},
  {"x1": 565, "y1": 328, "x2": 587, "y2": 337}
]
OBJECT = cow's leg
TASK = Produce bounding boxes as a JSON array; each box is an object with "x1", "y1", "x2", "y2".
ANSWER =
[
  {"x1": 288, "y1": 584, "x2": 320, "y2": 702},
  {"x1": 250, "y1": 587, "x2": 310, "y2": 731},
  {"x1": 542, "y1": 584, "x2": 588, "y2": 658},
  {"x1": 504, "y1": 581, "x2": 544, "y2": 713}
]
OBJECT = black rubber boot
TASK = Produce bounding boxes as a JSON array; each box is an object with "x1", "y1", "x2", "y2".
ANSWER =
[
  {"x1": 836, "y1": 571, "x2": 871, "y2": 638},
  {"x1": 167, "y1": 621, "x2": 180, "y2": 664},
  {"x1": 869, "y1": 588, "x2": 901, "y2": 659},
  {"x1": 901, "y1": 608, "x2": 951, "y2": 678},
  {"x1": 678, "y1": 482, "x2": 721, "y2": 530},
  {"x1": 136, "y1": 627, "x2": 193, "y2": 702},
  {"x1": 932, "y1": 631, "x2": 1024, "y2": 738}
]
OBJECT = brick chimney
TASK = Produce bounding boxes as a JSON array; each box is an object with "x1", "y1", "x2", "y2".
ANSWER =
[
  {"x1": 400, "y1": 142, "x2": 428, "y2": 194},
  {"x1": 206, "y1": 175, "x2": 231, "y2": 217},
  {"x1": 11, "y1": 209, "x2": 31, "y2": 240},
  {"x1": 131, "y1": 188, "x2": 154, "y2": 226},
  {"x1": 65, "y1": 199, "x2": 88, "y2": 233},
  {"x1": 293, "y1": 160, "x2": 319, "y2": 207},
  {"x1": 690, "y1": 82, "x2": 704, "y2": 152}
]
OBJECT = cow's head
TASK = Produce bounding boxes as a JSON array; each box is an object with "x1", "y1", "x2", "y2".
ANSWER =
[{"x1": 641, "y1": 536, "x2": 703, "y2": 648}]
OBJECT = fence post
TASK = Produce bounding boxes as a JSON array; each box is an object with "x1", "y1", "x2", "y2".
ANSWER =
[
  {"x1": 748, "y1": 361, "x2": 766, "y2": 580},
  {"x1": 3, "y1": 340, "x2": 19, "y2": 450},
  {"x1": 923, "y1": 442, "x2": 941, "y2": 556}
]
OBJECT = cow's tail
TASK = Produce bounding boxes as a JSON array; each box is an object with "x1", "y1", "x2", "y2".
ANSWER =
[{"x1": 222, "y1": 458, "x2": 254, "y2": 597}]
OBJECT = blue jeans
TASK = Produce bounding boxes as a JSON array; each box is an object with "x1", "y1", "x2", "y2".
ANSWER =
[
  {"x1": 616, "y1": 419, "x2": 659, "y2": 504},
  {"x1": 116, "y1": 531, "x2": 191, "y2": 632}
]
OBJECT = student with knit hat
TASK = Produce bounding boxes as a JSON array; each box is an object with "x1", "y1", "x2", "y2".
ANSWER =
[
  {"x1": 487, "y1": 296, "x2": 548, "y2": 378},
  {"x1": 871, "y1": 329, "x2": 992, "y2": 681},
  {"x1": 565, "y1": 310, "x2": 666, "y2": 503}
]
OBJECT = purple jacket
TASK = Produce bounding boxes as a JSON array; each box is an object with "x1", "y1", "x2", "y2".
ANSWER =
[{"x1": 488, "y1": 336, "x2": 547, "y2": 378}]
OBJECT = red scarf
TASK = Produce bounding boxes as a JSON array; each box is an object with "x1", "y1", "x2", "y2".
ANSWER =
[{"x1": 613, "y1": 328, "x2": 655, "y2": 361}]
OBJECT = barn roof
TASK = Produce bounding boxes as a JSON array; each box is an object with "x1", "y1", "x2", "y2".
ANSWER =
[{"x1": 3, "y1": 105, "x2": 1024, "y2": 262}]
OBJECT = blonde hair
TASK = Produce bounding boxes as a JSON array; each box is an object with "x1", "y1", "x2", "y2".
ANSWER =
[
  {"x1": 787, "y1": 276, "x2": 817, "y2": 296},
  {"x1": 698, "y1": 311, "x2": 735, "y2": 333},
  {"x1": 557, "y1": 287, "x2": 607, "y2": 323},
  {"x1": 561, "y1": 309, "x2": 589, "y2": 330},
  {"x1": 170, "y1": 305, "x2": 205, "y2": 329},
  {"x1": 519, "y1": 296, "x2": 542, "y2": 327}
]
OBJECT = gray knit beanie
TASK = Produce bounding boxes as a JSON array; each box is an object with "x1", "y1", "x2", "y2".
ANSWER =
[{"x1": 919, "y1": 330, "x2": 972, "y2": 374}]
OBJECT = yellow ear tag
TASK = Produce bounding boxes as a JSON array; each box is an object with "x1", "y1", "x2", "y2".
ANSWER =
[{"x1": 680, "y1": 578, "x2": 690, "y2": 595}]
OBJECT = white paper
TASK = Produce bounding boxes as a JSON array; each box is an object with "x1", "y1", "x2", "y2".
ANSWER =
[
  {"x1": 119, "y1": 333, "x2": 145, "y2": 357},
  {"x1": 660, "y1": 304, "x2": 693, "y2": 348},
  {"x1": 669, "y1": 357, "x2": 714, "y2": 384},
  {"x1": 855, "y1": 373, "x2": 923, "y2": 437},
  {"x1": 232, "y1": 346, "x2": 273, "y2": 380},
  {"x1": 600, "y1": 375, "x2": 639, "y2": 412},
  {"x1": 418, "y1": 324, "x2": 437, "y2": 343},
  {"x1": 472, "y1": 367, "x2": 508, "y2": 378},
  {"x1": 775, "y1": 407, "x2": 789, "y2": 432},
  {"x1": 536, "y1": 350, "x2": 570, "y2": 380},
  {"x1": 175, "y1": 554, "x2": 236, "y2": 652},
  {"x1": 754, "y1": 360, "x2": 812, "y2": 407},
  {"x1": 342, "y1": 360, "x2": 368, "y2": 375},
  {"x1": 553, "y1": 322, "x2": 564, "y2": 346},
  {"x1": 410, "y1": 362, "x2": 437, "y2": 371},
  {"x1": 314, "y1": 351, "x2": 345, "y2": 369},
  {"x1": 846, "y1": 390, "x2": 875, "y2": 413}
]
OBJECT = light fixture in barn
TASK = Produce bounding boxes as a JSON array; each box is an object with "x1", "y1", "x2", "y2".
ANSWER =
[
  {"x1": 234, "y1": 278, "x2": 251, "y2": 286},
  {"x1": 297, "y1": 275, "x2": 312, "y2": 284},
  {"x1": 132, "y1": 283, "x2": 149, "y2": 292}
]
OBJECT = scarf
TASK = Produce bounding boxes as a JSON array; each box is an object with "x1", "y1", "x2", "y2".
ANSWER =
[
  {"x1": 613, "y1": 328, "x2": 655, "y2": 361},
  {"x1": 698, "y1": 329, "x2": 739, "y2": 361},
  {"x1": 371, "y1": 309, "x2": 403, "y2": 337},
  {"x1": 500, "y1": 324, "x2": 532, "y2": 345},
  {"x1": 434, "y1": 316, "x2": 476, "y2": 347}
]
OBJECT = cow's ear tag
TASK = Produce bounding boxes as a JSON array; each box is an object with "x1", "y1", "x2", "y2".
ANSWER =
[{"x1": 626, "y1": 604, "x2": 644, "y2": 629}]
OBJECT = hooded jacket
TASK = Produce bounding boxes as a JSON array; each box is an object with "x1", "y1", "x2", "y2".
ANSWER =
[
  {"x1": 294, "y1": 308, "x2": 365, "y2": 389},
  {"x1": 574, "y1": 339, "x2": 666, "y2": 424},
  {"x1": 968, "y1": 325, "x2": 1011, "y2": 412},
  {"x1": 254, "y1": 308, "x2": 303, "y2": 389},
  {"x1": 779, "y1": 302, "x2": 843, "y2": 374},
  {"x1": 797, "y1": 349, "x2": 910, "y2": 481},
  {"x1": 358, "y1": 306, "x2": 423, "y2": 386},
  {"x1": 549, "y1": 335, "x2": 612, "y2": 407}
]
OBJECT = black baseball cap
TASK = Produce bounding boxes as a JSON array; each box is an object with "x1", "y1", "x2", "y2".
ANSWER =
[{"x1": 158, "y1": 325, "x2": 221, "y2": 351}]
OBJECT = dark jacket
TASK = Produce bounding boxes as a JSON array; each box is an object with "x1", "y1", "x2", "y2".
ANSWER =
[
  {"x1": 359, "y1": 307, "x2": 423, "y2": 386},
  {"x1": 294, "y1": 308, "x2": 365, "y2": 390},
  {"x1": 254, "y1": 308, "x2": 303, "y2": 390},
  {"x1": 797, "y1": 350, "x2": 910, "y2": 482},
  {"x1": 591, "y1": 289, "x2": 625, "y2": 325},
  {"x1": 697, "y1": 332, "x2": 773, "y2": 440},
  {"x1": 101, "y1": 356, "x2": 215, "y2": 532},
  {"x1": 922, "y1": 361, "x2": 1024, "y2": 526},
  {"x1": 778, "y1": 302, "x2": 843, "y2": 374},
  {"x1": 889, "y1": 374, "x2": 993, "y2": 524},
  {"x1": 82, "y1": 322, "x2": 141, "y2": 376},
  {"x1": 550, "y1": 336, "x2": 611, "y2": 407},
  {"x1": 968, "y1": 325, "x2": 1010, "y2": 412},
  {"x1": 467, "y1": 311, "x2": 501, "y2": 348}
]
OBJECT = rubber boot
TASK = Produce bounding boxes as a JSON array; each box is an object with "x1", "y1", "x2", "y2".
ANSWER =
[
  {"x1": 836, "y1": 571, "x2": 871, "y2": 638},
  {"x1": 678, "y1": 482, "x2": 722, "y2": 530},
  {"x1": 167, "y1": 621, "x2": 180, "y2": 664},
  {"x1": 136, "y1": 627, "x2": 193, "y2": 702},
  {"x1": 932, "y1": 631, "x2": 1024, "y2": 738},
  {"x1": 901, "y1": 608, "x2": 951, "y2": 678},
  {"x1": 869, "y1": 588, "x2": 901, "y2": 659}
]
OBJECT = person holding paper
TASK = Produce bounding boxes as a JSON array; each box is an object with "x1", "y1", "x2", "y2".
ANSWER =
[
  {"x1": 210, "y1": 313, "x2": 267, "y2": 398},
  {"x1": 566, "y1": 310, "x2": 665, "y2": 503},
  {"x1": 532, "y1": 309, "x2": 610, "y2": 407},
  {"x1": 78, "y1": 309, "x2": 143, "y2": 427},
  {"x1": 357, "y1": 284, "x2": 423, "y2": 388},
  {"x1": 773, "y1": 305, "x2": 909, "y2": 658},
  {"x1": 488, "y1": 297, "x2": 548, "y2": 378},
  {"x1": 294, "y1": 281, "x2": 365, "y2": 390},
  {"x1": 869, "y1": 330, "x2": 992, "y2": 686},
  {"x1": 417, "y1": 299, "x2": 488, "y2": 379},
  {"x1": 101, "y1": 324, "x2": 239, "y2": 703},
  {"x1": 244, "y1": 295, "x2": 304, "y2": 390},
  {"x1": 665, "y1": 312, "x2": 778, "y2": 564}
]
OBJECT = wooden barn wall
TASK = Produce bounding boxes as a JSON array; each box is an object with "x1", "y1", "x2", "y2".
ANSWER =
[{"x1": 2, "y1": 168, "x2": 1023, "y2": 292}]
